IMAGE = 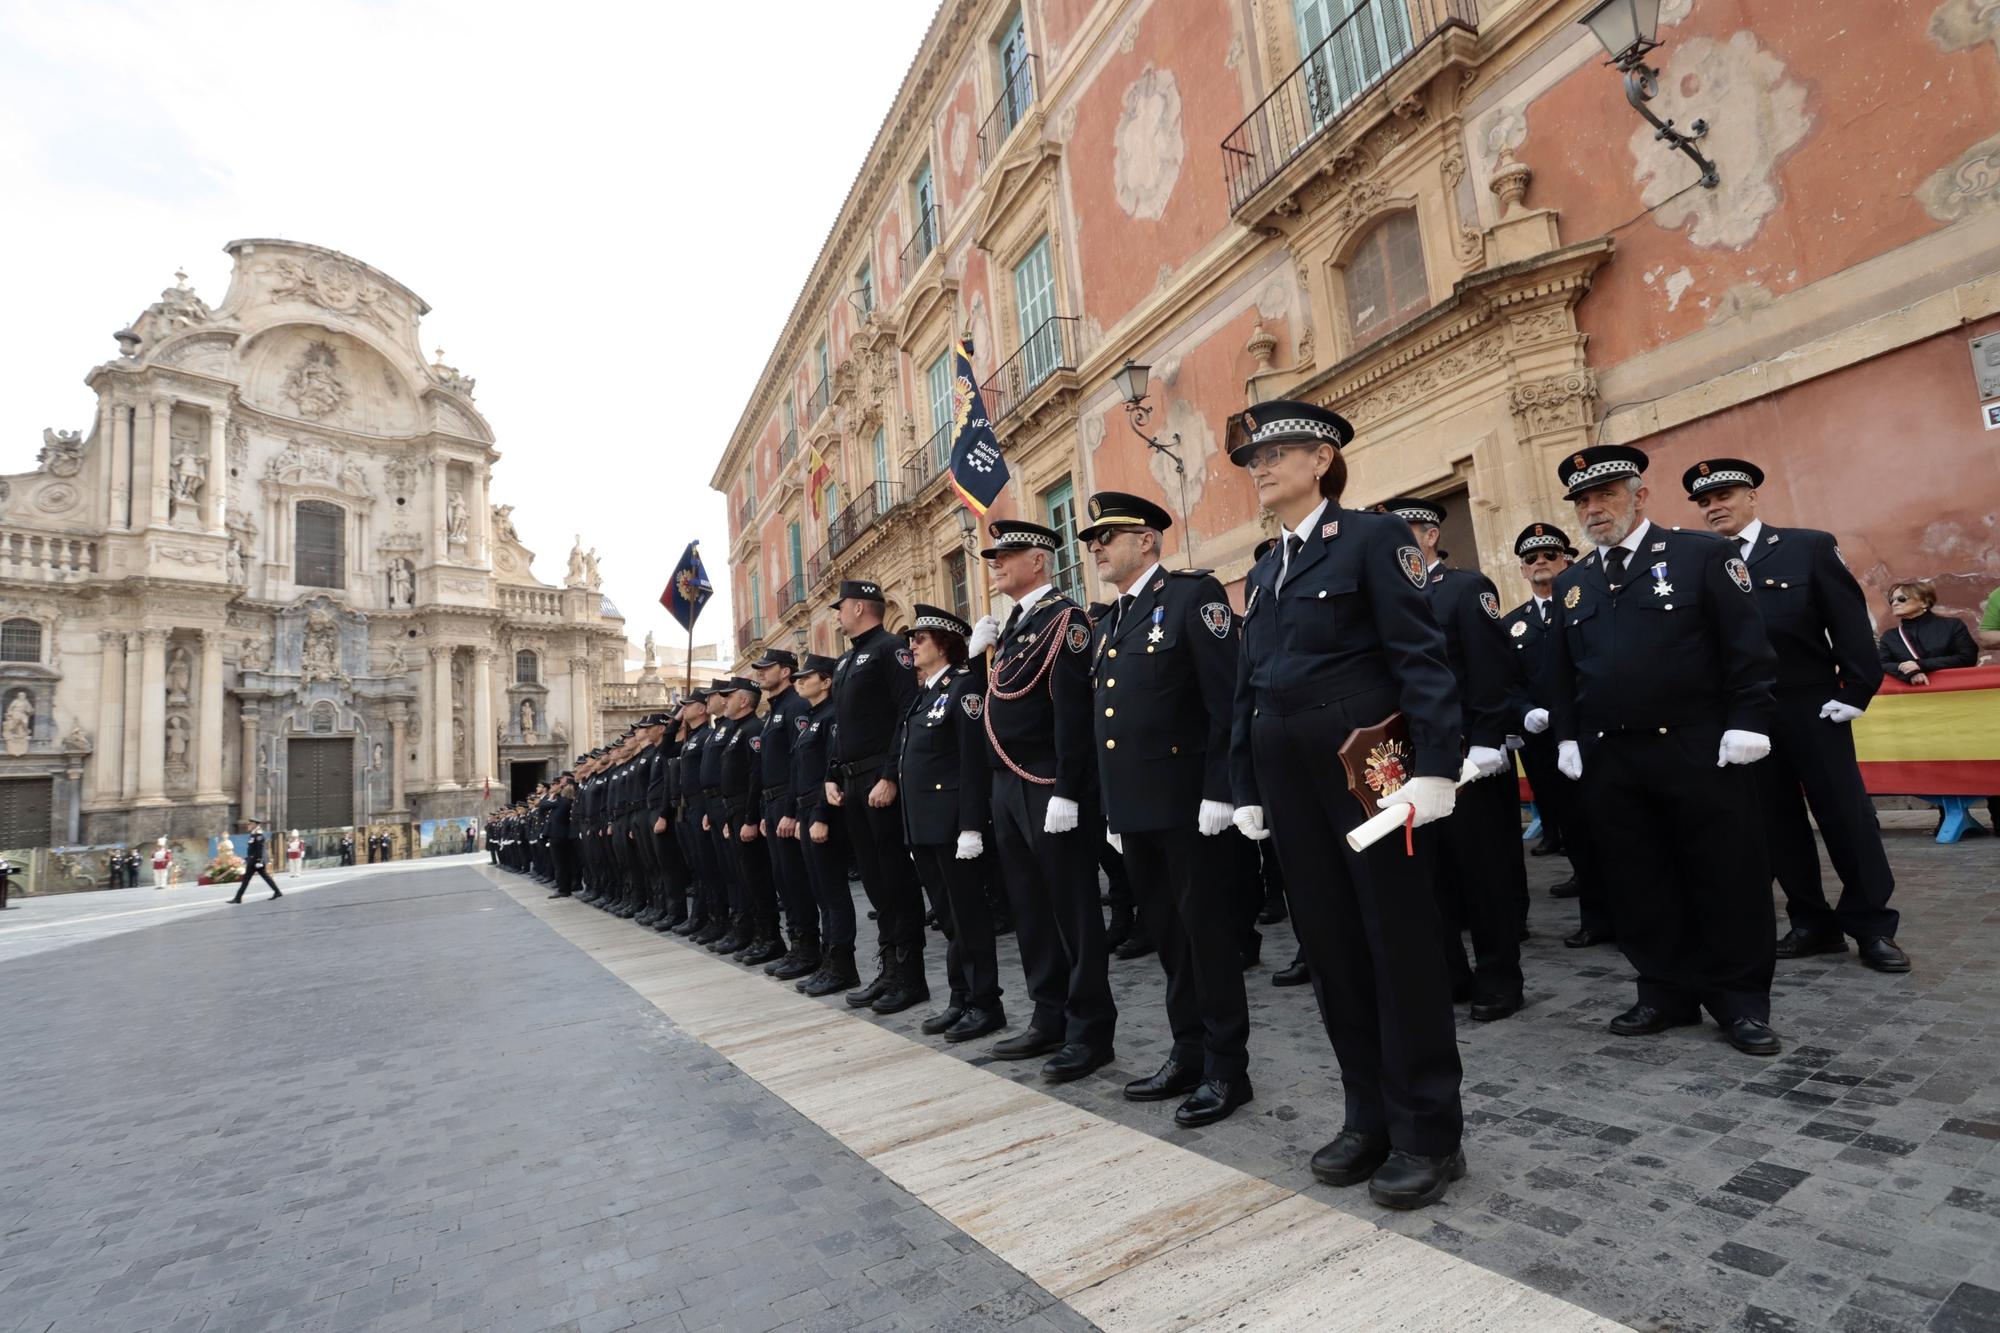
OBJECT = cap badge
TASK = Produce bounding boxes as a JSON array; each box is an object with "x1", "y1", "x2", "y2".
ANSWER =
[
  {"x1": 1698, "y1": 462, "x2": 1710, "y2": 475},
  {"x1": 1572, "y1": 454, "x2": 1587, "y2": 470},
  {"x1": 1088, "y1": 497, "x2": 1102, "y2": 519},
  {"x1": 1564, "y1": 585, "x2": 1582, "y2": 610},
  {"x1": 1243, "y1": 412, "x2": 1258, "y2": 432},
  {"x1": 1533, "y1": 524, "x2": 1544, "y2": 537}
]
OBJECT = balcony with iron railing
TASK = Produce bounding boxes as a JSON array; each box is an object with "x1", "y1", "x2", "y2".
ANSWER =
[
  {"x1": 775, "y1": 571, "x2": 807, "y2": 614},
  {"x1": 779, "y1": 427, "x2": 799, "y2": 468},
  {"x1": 903, "y1": 421, "x2": 953, "y2": 497},
  {"x1": 737, "y1": 614, "x2": 764, "y2": 654},
  {"x1": 900, "y1": 205, "x2": 942, "y2": 279},
  {"x1": 1220, "y1": 0, "x2": 1477, "y2": 214},
  {"x1": 806, "y1": 376, "x2": 831, "y2": 425},
  {"x1": 981, "y1": 315, "x2": 1080, "y2": 427},
  {"x1": 806, "y1": 543, "x2": 833, "y2": 590},
  {"x1": 737, "y1": 492, "x2": 756, "y2": 531},
  {"x1": 978, "y1": 54, "x2": 1039, "y2": 173},
  {"x1": 827, "y1": 479, "x2": 900, "y2": 558}
]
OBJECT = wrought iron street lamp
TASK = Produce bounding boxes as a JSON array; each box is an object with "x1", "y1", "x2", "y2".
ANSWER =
[
  {"x1": 1114, "y1": 360, "x2": 1195, "y2": 566},
  {"x1": 1579, "y1": 0, "x2": 1720, "y2": 189}
]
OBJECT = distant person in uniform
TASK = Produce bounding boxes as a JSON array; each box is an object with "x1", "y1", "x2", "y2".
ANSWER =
[
  {"x1": 339, "y1": 834, "x2": 355, "y2": 866},
  {"x1": 151, "y1": 837, "x2": 172, "y2": 889},
  {"x1": 228, "y1": 822, "x2": 283, "y2": 902}
]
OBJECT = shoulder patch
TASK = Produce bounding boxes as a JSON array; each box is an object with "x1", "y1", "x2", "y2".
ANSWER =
[
  {"x1": 960, "y1": 693, "x2": 983, "y2": 720},
  {"x1": 748, "y1": 736, "x2": 762, "y2": 752},
  {"x1": 1479, "y1": 591, "x2": 1500, "y2": 620},
  {"x1": 1171, "y1": 567, "x2": 1215, "y2": 578},
  {"x1": 1200, "y1": 601, "x2": 1232, "y2": 638},
  {"x1": 1397, "y1": 546, "x2": 1427, "y2": 588},
  {"x1": 796, "y1": 714, "x2": 809, "y2": 734},
  {"x1": 893, "y1": 646, "x2": 913, "y2": 670},
  {"x1": 1724, "y1": 556, "x2": 1753, "y2": 593},
  {"x1": 1065, "y1": 623, "x2": 1089, "y2": 653}
]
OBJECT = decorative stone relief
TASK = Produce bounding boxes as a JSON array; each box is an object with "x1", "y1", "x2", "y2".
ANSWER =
[
  {"x1": 166, "y1": 646, "x2": 192, "y2": 705},
  {"x1": 299, "y1": 606, "x2": 347, "y2": 687},
  {"x1": 446, "y1": 491, "x2": 469, "y2": 547},
  {"x1": 34, "y1": 483, "x2": 79, "y2": 514},
  {"x1": 1509, "y1": 370, "x2": 1599, "y2": 435},
  {"x1": 1114, "y1": 67, "x2": 1185, "y2": 222},
  {"x1": 1931, "y1": 0, "x2": 2000, "y2": 57},
  {"x1": 267, "y1": 255, "x2": 396, "y2": 334},
  {"x1": 949, "y1": 112, "x2": 971, "y2": 176},
  {"x1": 38, "y1": 429, "x2": 84, "y2": 477},
  {"x1": 491, "y1": 504, "x2": 518, "y2": 542},
  {"x1": 165, "y1": 714, "x2": 192, "y2": 771},
  {"x1": 428, "y1": 347, "x2": 477, "y2": 398},
  {"x1": 387, "y1": 558, "x2": 415, "y2": 607},
  {"x1": 383, "y1": 456, "x2": 420, "y2": 499},
  {"x1": 281, "y1": 341, "x2": 348, "y2": 419},
  {"x1": 1917, "y1": 131, "x2": 2000, "y2": 223},
  {"x1": 2, "y1": 688, "x2": 32, "y2": 756},
  {"x1": 1341, "y1": 333, "x2": 1506, "y2": 428},
  {"x1": 146, "y1": 271, "x2": 211, "y2": 333}
]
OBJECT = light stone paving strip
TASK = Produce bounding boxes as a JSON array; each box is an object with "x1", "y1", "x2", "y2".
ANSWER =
[{"x1": 487, "y1": 869, "x2": 1634, "y2": 1332}]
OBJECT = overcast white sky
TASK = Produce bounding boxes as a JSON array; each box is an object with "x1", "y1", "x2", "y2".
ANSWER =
[{"x1": 0, "y1": 0, "x2": 939, "y2": 654}]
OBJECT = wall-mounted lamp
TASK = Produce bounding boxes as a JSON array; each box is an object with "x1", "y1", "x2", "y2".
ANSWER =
[
  {"x1": 1579, "y1": 0, "x2": 1720, "y2": 189},
  {"x1": 1114, "y1": 360, "x2": 1196, "y2": 566}
]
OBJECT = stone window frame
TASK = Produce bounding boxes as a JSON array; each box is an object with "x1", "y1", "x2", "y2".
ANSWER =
[
  {"x1": 0, "y1": 616, "x2": 44, "y2": 665},
  {"x1": 1338, "y1": 208, "x2": 1432, "y2": 347},
  {"x1": 514, "y1": 649, "x2": 539, "y2": 685},
  {"x1": 294, "y1": 498, "x2": 348, "y2": 591}
]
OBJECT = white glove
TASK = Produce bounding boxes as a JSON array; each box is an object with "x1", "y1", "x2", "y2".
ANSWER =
[
  {"x1": 954, "y1": 830, "x2": 984, "y2": 861},
  {"x1": 1523, "y1": 708, "x2": 1550, "y2": 734},
  {"x1": 1557, "y1": 740, "x2": 1583, "y2": 780},
  {"x1": 1504, "y1": 734, "x2": 1525, "y2": 751},
  {"x1": 1232, "y1": 805, "x2": 1271, "y2": 841},
  {"x1": 1043, "y1": 795, "x2": 1079, "y2": 834},
  {"x1": 1105, "y1": 830, "x2": 1124, "y2": 854},
  {"x1": 1466, "y1": 746, "x2": 1509, "y2": 780},
  {"x1": 1197, "y1": 800, "x2": 1235, "y2": 836},
  {"x1": 1819, "y1": 700, "x2": 1863, "y2": 724},
  {"x1": 967, "y1": 614, "x2": 1001, "y2": 656},
  {"x1": 1718, "y1": 729, "x2": 1771, "y2": 766},
  {"x1": 1381, "y1": 775, "x2": 1455, "y2": 828}
]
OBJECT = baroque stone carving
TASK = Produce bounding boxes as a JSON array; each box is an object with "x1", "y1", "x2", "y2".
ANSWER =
[
  {"x1": 165, "y1": 714, "x2": 191, "y2": 770},
  {"x1": 383, "y1": 456, "x2": 420, "y2": 499},
  {"x1": 34, "y1": 482, "x2": 80, "y2": 514},
  {"x1": 268, "y1": 256, "x2": 395, "y2": 333},
  {"x1": 1509, "y1": 370, "x2": 1599, "y2": 435},
  {"x1": 167, "y1": 646, "x2": 192, "y2": 705},
  {"x1": 299, "y1": 606, "x2": 347, "y2": 687},
  {"x1": 429, "y1": 347, "x2": 477, "y2": 398},
  {"x1": 281, "y1": 341, "x2": 347, "y2": 419},
  {"x1": 1113, "y1": 66, "x2": 1185, "y2": 222},
  {"x1": 1917, "y1": 130, "x2": 2000, "y2": 223},
  {"x1": 2, "y1": 688, "x2": 32, "y2": 756},
  {"x1": 387, "y1": 558, "x2": 414, "y2": 607},
  {"x1": 169, "y1": 446, "x2": 207, "y2": 520},
  {"x1": 491, "y1": 504, "x2": 518, "y2": 543},
  {"x1": 446, "y1": 492, "x2": 469, "y2": 546},
  {"x1": 38, "y1": 429, "x2": 84, "y2": 477},
  {"x1": 147, "y1": 271, "x2": 212, "y2": 333},
  {"x1": 1339, "y1": 333, "x2": 1507, "y2": 428}
]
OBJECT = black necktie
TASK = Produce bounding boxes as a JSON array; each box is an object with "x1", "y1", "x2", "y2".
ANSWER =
[
  {"x1": 1278, "y1": 533, "x2": 1304, "y2": 590},
  {"x1": 1538, "y1": 600, "x2": 1550, "y2": 626},
  {"x1": 1740, "y1": 537, "x2": 1753, "y2": 561},
  {"x1": 1110, "y1": 593, "x2": 1134, "y2": 635},
  {"x1": 1002, "y1": 604, "x2": 1022, "y2": 639},
  {"x1": 1606, "y1": 548, "x2": 1629, "y2": 587}
]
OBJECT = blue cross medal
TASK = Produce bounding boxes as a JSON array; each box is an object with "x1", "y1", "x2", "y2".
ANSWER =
[
  {"x1": 1147, "y1": 607, "x2": 1165, "y2": 643},
  {"x1": 1650, "y1": 562, "x2": 1672, "y2": 597}
]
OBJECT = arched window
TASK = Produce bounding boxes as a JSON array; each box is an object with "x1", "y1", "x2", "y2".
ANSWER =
[
  {"x1": 515, "y1": 650, "x2": 538, "y2": 684},
  {"x1": 1344, "y1": 212, "x2": 1429, "y2": 345},
  {"x1": 0, "y1": 618, "x2": 41, "y2": 663},
  {"x1": 295, "y1": 501, "x2": 345, "y2": 589}
]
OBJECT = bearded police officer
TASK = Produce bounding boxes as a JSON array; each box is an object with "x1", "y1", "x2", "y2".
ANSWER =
[
  {"x1": 1081, "y1": 491, "x2": 1252, "y2": 1126},
  {"x1": 1684, "y1": 458, "x2": 1908, "y2": 972},
  {"x1": 1548, "y1": 446, "x2": 1782, "y2": 1056},
  {"x1": 969, "y1": 520, "x2": 1117, "y2": 1083}
]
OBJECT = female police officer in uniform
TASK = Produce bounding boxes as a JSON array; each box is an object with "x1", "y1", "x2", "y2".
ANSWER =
[{"x1": 1227, "y1": 400, "x2": 1469, "y2": 1209}]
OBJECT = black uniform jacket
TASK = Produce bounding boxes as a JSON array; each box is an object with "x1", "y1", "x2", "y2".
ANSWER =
[
  {"x1": 984, "y1": 590, "x2": 1096, "y2": 801},
  {"x1": 699, "y1": 718, "x2": 733, "y2": 812},
  {"x1": 829, "y1": 626, "x2": 918, "y2": 784},
  {"x1": 1733, "y1": 525, "x2": 1883, "y2": 701},
  {"x1": 679, "y1": 724, "x2": 710, "y2": 814},
  {"x1": 896, "y1": 663, "x2": 992, "y2": 847},
  {"x1": 244, "y1": 830, "x2": 269, "y2": 869},
  {"x1": 755, "y1": 687, "x2": 811, "y2": 824},
  {"x1": 1230, "y1": 506, "x2": 1463, "y2": 803},
  {"x1": 547, "y1": 792, "x2": 573, "y2": 838},
  {"x1": 1502, "y1": 596, "x2": 1562, "y2": 711},
  {"x1": 1548, "y1": 520, "x2": 1776, "y2": 740},
  {"x1": 1878, "y1": 610, "x2": 1979, "y2": 682},
  {"x1": 1090, "y1": 567, "x2": 1237, "y2": 833},
  {"x1": 719, "y1": 713, "x2": 760, "y2": 820},
  {"x1": 1425, "y1": 562, "x2": 1524, "y2": 750},
  {"x1": 792, "y1": 700, "x2": 836, "y2": 827}
]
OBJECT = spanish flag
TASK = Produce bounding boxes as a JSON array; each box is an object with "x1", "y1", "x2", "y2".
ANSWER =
[
  {"x1": 1854, "y1": 665, "x2": 2000, "y2": 795},
  {"x1": 806, "y1": 441, "x2": 830, "y2": 518},
  {"x1": 945, "y1": 337, "x2": 1010, "y2": 515}
]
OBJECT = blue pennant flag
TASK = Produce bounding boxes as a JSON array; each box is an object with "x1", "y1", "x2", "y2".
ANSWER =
[
  {"x1": 659, "y1": 540, "x2": 714, "y2": 632},
  {"x1": 945, "y1": 337, "x2": 1011, "y2": 515}
]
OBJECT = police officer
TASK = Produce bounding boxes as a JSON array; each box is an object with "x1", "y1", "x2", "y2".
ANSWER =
[
  {"x1": 547, "y1": 772, "x2": 577, "y2": 897},
  {"x1": 648, "y1": 709, "x2": 692, "y2": 933},
  {"x1": 1683, "y1": 458, "x2": 1909, "y2": 972},
  {"x1": 968, "y1": 521, "x2": 1116, "y2": 1083},
  {"x1": 698, "y1": 679, "x2": 746, "y2": 947},
  {"x1": 1503, "y1": 523, "x2": 1613, "y2": 949},
  {"x1": 228, "y1": 821, "x2": 283, "y2": 902},
  {"x1": 791, "y1": 655, "x2": 861, "y2": 994},
  {"x1": 339, "y1": 833, "x2": 355, "y2": 866},
  {"x1": 751, "y1": 649, "x2": 822, "y2": 979},
  {"x1": 824, "y1": 580, "x2": 928, "y2": 1011},
  {"x1": 1080, "y1": 491, "x2": 1252, "y2": 1126},
  {"x1": 1226, "y1": 400, "x2": 1466, "y2": 1209},
  {"x1": 718, "y1": 679, "x2": 784, "y2": 963},
  {"x1": 1548, "y1": 446, "x2": 1782, "y2": 1056},
  {"x1": 1380, "y1": 496, "x2": 1525, "y2": 1020},
  {"x1": 674, "y1": 691, "x2": 724, "y2": 938}
]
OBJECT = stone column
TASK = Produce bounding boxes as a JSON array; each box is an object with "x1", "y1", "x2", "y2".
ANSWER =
[
  {"x1": 430, "y1": 645, "x2": 455, "y2": 787},
  {"x1": 472, "y1": 648, "x2": 495, "y2": 788},
  {"x1": 94, "y1": 630, "x2": 126, "y2": 802},
  {"x1": 388, "y1": 705, "x2": 408, "y2": 813},
  {"x1": 121, "y1": 632, "x2": 143, "y2": 799},
  {"x1": 431, "y1": 459, "x2": 451, "y2": 566},
  {"x1": 468, "y1": 468, "x2": 489, "y2": 565},
  {"x1": 135, "y1": 628, "x2": 169, "y2": 803},
  {"x1": 97, "y1": 398, "x2": 117, "y2": 530},
  {"x1": 195, "y1": 630, "x2": 226, "y2": 801},
  {"x1": 239, "y1": 711, "x2": 259, "y2": 818},
  {"x1": 148, "y1": 399, "x2": 173, "y2": 527},
  {"x1": 568, "y1": 656, "x2": 592, "y2": 751},
  {"x1": 203, "y1": 409, "x2": 228, "y2": 534}
]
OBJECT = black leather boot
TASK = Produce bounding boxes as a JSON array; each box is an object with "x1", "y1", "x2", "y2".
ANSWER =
[
  {"x1": 871, "y1": 945, "x2": 929, "y2": 1015},
  {"x1": 802, "y1": 944, "x2": 859, "y2": 996},
  {"x1": 846, "y1": 948, "x2": 893, "y2": 1007},
  {"x1": 773, "y1": 931, "x2": 821, "y2": 981}
]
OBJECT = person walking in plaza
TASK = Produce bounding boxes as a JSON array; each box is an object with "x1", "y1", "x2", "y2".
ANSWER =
[
  {"x1": 969, "y1": 521, "x2": 1117, "y2": 1084},
  {"x1": 1081, "y1": 491, "x2": 1253, "y2": 1127},
  {"x1": 285, "y1": 831, "x2": 305, "y2": 878},
  {"x1": 1547, "y1": 446, "x2": 1781, "y2": 1056},
  {"x1": 228, "y1": 821, "x2": 282, "y2": 902},
  {"x1": 895, "y1": 606, "x2": 1005, "y2": 1043},
  {"x1": 151, "y1": 837, "x2": 171, "y2": 889},
  {"x1": 1685, "y1": 458, "x2": 1909, "y2": 973},
  {"x1": 1226, "y1": 400, "x2": 1467, "y2": 1209}
]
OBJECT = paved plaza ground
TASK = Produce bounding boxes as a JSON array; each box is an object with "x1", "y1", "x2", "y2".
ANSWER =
[{"x1": 0, "y1": 833, "x2": 1995, "y2": 1331}]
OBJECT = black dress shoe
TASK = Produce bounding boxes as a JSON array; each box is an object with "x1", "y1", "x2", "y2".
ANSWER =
[
  {"x1": 944, "y1": 1007, "x2": 1005, "y2": 1042},
  {"x1": 1530, "y1": 838, "x2": 1563, "y2": 857},
  {"x1": 1858, "y1": 937, "x2": 1911, "y2": 972},
  {"x1": 990, "y1": 1027, "x2": 1063, "y2": 1061},
  {"x1": 1115, "y1": 933, "x2": 1156, "y2": 961},
  {"x1": 1548, "y1": 877, "x2": 1580, "y2": 899},
  {"x1": 1775, "y1": 925, "x2": 1847, "y2": 958},
  {"x1": 1470, "y1": 993, "x2": 1523, "y2": 1022},
  {"x1": 1723, "y1": 1018, "x2": 1782, "y2": 1056},
  {"x1": 1042, "y1": 1043, "x2": 1114, "y2": 1084},
  {"x1": 1272, "y1": 958, "x2": 1310, "y2": 987},
  {"x1": 920, "y1": 1005, "x2": 966, "y2": 1036},
  {"x1": 1123, "y1": 1056, "x2": 1201, "y2": 1102},
  {"x1": 1368, "y1": 1147, "x2": 1467, "y2": 1210},
  {"x1": 1564, "y1": 926, "x2": 1615, "y2": 949},
  {"x1": 1176, "y1": 1077, "x2": 1253, "y2": 1128},
  {"x1": 1309, "y1": 1128, "x2": 1390, "y2": 1186},
  {"x1": 1608, "y1": 1003, "x2": 1701, "y2": 1036}
]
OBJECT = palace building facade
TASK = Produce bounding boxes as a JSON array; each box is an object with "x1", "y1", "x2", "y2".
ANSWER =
[{"x1": 0, "y1": 239, "x2": 626, "y2": 861}]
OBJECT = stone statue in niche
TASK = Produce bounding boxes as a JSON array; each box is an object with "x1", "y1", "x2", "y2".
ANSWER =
[
  {"x1": 552, "y1": 719, "x2": 568, "y2": 746},
  {"x1": 446, "y1": 491, "x2": 469, "y2": 547},
  {"x1": 166, "y1": 646, "x2": 193, "y2": 705},
  {"x1": 165, "y1": 714, "x2": 191, "y2": 768},
  {"x1": 300, "y1": 606, "x2": 345, "y2": 686},
  {"x1": 2, "y1": 689, "x2": 33, "y2": 756},
  {"x1": 371, "y1": 742, "x2": 384, "y2": 772},
  {"x1": 387, "y1": 558, "x2": 414, "y2": 607},
  {"x1": 452, "y1": 716, "x2": 467, "y2": 777},
  {"x1": 565, "y1": 537, "x2": 587, "y2": 588},
  {"x1": 282, "y1": 341, "x2": 346, "y2": 419},
  {"x1": 519, "y1": 698, "x2": 537, "y2": 737},
  {"x1": 227, "y1": 538, "x2": 247, "y2": 582},
  {"x1": 169, "y1": 447, "x2": 207, "y2": 521}
]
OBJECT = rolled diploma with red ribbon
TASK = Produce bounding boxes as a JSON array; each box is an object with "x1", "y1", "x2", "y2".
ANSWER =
[{"x1": 1344, "y1": 757, "x2": 1482, "y2": 853}]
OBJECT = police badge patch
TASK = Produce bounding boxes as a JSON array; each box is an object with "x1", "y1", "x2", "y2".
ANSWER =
[
  {"x1": 749, "y1": 736, "x2": 762, "y2": 752},
  {"x1": 1397, "y1": 547, "x2": 1427, "y2": 588},
  {"x1": 796, "y1": 715, "x2": 810, "y2": 734},
  {"x1": 1201, "y1": 602, "x2": 1232, "y2": 638},
  {"x1": 961, "y1": 693, "x2": 983, "y2": 720},
  {"x1": 1065, "y1": 623, "x2": 1089, "y2": 653},
  {"x1": 1564, "y1": 585, "x2": 1582, "y2": 610},
  {"x1": 1479, "y1": 591, "x2": 1500, "y2": 620},
  {"x1": 1510, "y1": 620, "x2": 1528, "y2": 638},
  {"x1": 1725, "y1": 557, "x2": 1753, "y2": 593},
  {"x1": 894, "y1": 647, "x2": 913, "y2": 670}
]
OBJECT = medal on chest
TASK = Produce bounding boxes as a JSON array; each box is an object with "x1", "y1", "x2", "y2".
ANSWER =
[
  {"x1": 1147, "y1": 607, "x2": 1164, "y2": 645},
  {"x1": 1650, "y1": 562, "x2": 1672, "y2": 597}
]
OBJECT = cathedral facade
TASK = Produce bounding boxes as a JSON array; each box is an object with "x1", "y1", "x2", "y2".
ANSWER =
[{"x1": 0, "y1": 239, "x2": 623, "y2": 859}]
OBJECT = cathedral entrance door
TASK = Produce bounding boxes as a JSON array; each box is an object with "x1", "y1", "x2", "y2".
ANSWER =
[
  {"x1": 509, "y1": 760, "x2": 546, "y2": 805},
  {"x1": 287, "y1": 739, "x2": 354, "y2": 829}
]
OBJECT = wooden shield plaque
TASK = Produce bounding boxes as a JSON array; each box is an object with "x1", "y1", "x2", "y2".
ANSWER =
[{"x1": 1335, "y1": 711, "x2": 1412, "y2": 819}]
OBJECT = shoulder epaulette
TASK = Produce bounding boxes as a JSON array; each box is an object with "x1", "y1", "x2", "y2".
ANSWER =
[{"x1": 1170, "y1": 567, "x2": 1215, "y2": 578}]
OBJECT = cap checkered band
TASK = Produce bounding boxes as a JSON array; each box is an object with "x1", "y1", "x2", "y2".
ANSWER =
[
  {"x1": 913, "y1": 613, "x2": 969, "y2": 634},
  {"x1": 1565, "y1": 459, "x2": 1642, "y2": 488},
  {"x1": 991, "y1": 531, "x2": 1057, "y2": 551},
  {"x1": 1518, "y1": 532, "x2": 1566, "y2": 553},
  {"x1": 1390, "y1": 506, "x2": 1443, "y2": 526},
  {"x1": 1692, "y1": 469, "x2": 1756, "y2": 491},
  {"x1": 1250, "y1": 417, "x2": 1343, "y2": 444}
]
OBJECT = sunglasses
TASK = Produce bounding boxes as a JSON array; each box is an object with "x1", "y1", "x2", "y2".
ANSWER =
[
  {"x1": 1085, "y1": 530, "x2": 1134, "y2": 549},
  {"x1": 1521, "y1": 551, "x2": 1565, "y2": 565},
  {"x1": 1889, "y1": 595, "x2": 1912, "y2": 604}
]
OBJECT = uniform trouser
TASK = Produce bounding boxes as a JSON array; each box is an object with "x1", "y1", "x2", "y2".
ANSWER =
[
  {"x1": 801, "y1": 819, "x2": 858, "y2": 949},
  {"x1": 688, "y1": 805, "x2": 725, "y2": 919},
  {"x1": 1251, "y1": 706, "x2": 1462, "y2": 1157},
  {"x1": 990, "y1": 771, "x2": 1116, "y2": 1050},
  {"x1": 764, "y1": 821, "x2": 815, "y2": 936},
  {"x1": 727, "y1": 804, "x2": 780, "y2": 931},
  {"x1": 1433, "y1": 768, "x2": 1525, "y2": 1003},
  {"x1": 910, "y1": 843, "x2": 1001, "y2": 1011},
  {"x1": 706, "y1": 803, "x2": 742, "y2": 919},
  {"x1": 237, "y1": 862, "x2": 281, "y2": 896},
  {"x1": 1100, "y1": 842, "x2": 1132, "y2": 911},
  {"x1": 1521, "y1": 734, "x2": 1612, "y2": 935},
  {"x1": 838, "y1": 768, "x2": 925, "y2": 953},
  {"x1": 1581, "y1": 724, "x2": 1774, "y2": 1023},
  {"x1": 654, "y1": 822, "x2": 689, "y2": 915},
  {"x1": 1764, "y1": 688, "x2": 1898, "y2": 940},
  {"x1": 1226, "y1": 833, "x2": 1265, "y2": 957},
  {"x1": 553, "y1": 838, "x2": 576, "y2": 893},
  {"x1": 628, "y1": 812, "x2": 661, "y2": 907},
  {"x1": 1121, "y1": 826, "x2": 1250, "y2": 1081}
]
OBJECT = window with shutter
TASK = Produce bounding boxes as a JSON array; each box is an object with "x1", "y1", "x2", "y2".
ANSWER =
[
  {"x1": 1042, "y1": 478, "x2": 1081, "y2": 600},
  {"x1": 1013, "y1": 237, "x2": 1057, "y2": 387},
  {"x1": 295, "y1": 501, "x2": 345, "y2": 589},
  {"x1": 1344, "y1": 212, "x2": 1430, "y2": 345},
  {"x1": 515, "y1": 651, "x2": 538, "y2": 684},
  {"x1": 0, "y1": 618, "x2": 42, "y2": 663}
]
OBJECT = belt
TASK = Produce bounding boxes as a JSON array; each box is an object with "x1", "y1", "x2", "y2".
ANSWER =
[
  {"x1": 762, "y1": 785, "x2": 790, "y2": 800},
  {"x1": 835, "y1": 754, "x2": 888, "y2": 779}
]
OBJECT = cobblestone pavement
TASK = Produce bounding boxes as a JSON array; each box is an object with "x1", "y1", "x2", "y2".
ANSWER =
[
  {"x1": 835, "y1": 830, "x2": 1999, "y2": 1333},
  {"x1": 0, "y1": 868, "x2": 1091, "y2": 1333}
]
